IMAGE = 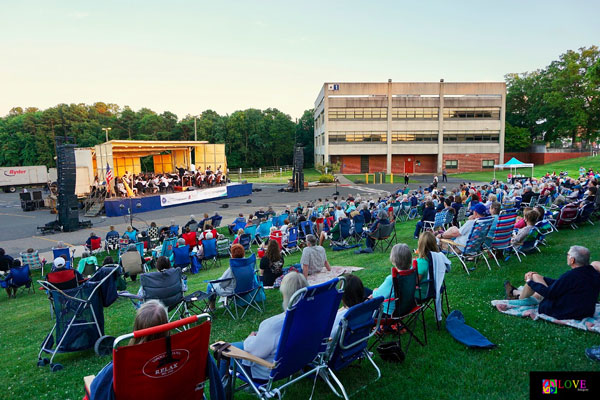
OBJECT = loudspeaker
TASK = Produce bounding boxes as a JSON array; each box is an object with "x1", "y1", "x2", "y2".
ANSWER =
[
  {"x1": 56, "y1": 144, "x2": 80, "y2": 230},
  {"x1": 19, "y1": 193, "x2": 32, "y2": 201},
  {"x1": 292, "y1": 146, "x2": 305, "y2": 192}
]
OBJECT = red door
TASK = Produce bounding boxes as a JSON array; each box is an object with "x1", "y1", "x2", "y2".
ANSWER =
[{"x1": 404, "y1": 158, "x2": 414, "y2": 174}]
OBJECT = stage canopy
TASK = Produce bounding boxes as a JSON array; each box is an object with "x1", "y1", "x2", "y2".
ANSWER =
[{"x1": 493, "y1": 157, "x2": 534, "y2": 179}]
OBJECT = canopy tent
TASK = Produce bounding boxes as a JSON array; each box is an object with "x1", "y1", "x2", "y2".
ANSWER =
[{"x1": 493, "y1": 157, "x2": 534, "y2": 180}]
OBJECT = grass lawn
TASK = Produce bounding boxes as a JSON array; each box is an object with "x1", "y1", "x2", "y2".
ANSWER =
[
  {"x1": 236, "y1": 168, "x2": 322, "y2": 184},
  {"x1": 1, "y1": 221, "x2": 600, "y2": 399},
  {"x1": 452, "y1": 155, "x2": 600, "y2": 183}
]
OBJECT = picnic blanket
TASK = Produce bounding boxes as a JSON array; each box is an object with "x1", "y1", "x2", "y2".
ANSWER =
[
  {"x1": 491, "y1": 300, "x2": 600, "y2": 334},
  {"x1": 264, "y1": 266, "x2": 363, "y2": 289}
]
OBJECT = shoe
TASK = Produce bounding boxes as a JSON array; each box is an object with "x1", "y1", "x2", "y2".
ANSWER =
[
  {"x1": 585, "y1": 346, "x2": 600, "y2": 362},
  {"x1": 504, "y1": 280, "x2": 518, "y2": 300}
]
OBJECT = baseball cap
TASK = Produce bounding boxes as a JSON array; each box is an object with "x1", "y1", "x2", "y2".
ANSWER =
[
  {"x1": 53, "y1": 258, "x2": 66, "y2": 268},
  {"x1": 470, "y1": 203, "x2": 487, "y2": 216}
]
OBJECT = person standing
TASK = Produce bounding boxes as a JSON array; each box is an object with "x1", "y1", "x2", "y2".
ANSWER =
[
  {"x1": 404, "y1": 173, "x2": 409, "y2": 185},
  {"x1": 442, "y1": 168, "x2": 448, "y2": 183}
]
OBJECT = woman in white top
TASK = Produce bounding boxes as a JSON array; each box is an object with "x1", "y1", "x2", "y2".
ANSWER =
[{"x1": 219, "y1": 272, "x2": 309, "y2": 382}]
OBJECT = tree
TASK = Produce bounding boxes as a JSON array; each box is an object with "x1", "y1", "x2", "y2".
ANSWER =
[{"x1": 504, "y1": 122, "x2": 531, "y2": 151}]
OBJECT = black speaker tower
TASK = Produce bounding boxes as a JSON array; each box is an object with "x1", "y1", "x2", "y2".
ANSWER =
[{"x1": 292, "y1": 146, "x2": 304, "y2": 192}]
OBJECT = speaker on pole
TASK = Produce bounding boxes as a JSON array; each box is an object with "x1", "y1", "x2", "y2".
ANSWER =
[{"x1": 292, "y1": 145, "x2": 304, "y2": 192}]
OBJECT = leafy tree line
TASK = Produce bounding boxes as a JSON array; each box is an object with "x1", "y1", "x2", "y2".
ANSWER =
[
  {"x1": 505, "y1": 45, "x2": 600, "y2": 151},
  {"x1": 0, "y1": 103, "x2": 315, "y2": 169}
]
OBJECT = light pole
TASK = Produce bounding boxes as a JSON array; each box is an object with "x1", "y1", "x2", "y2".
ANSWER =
[{"x1": 102, "y1": 127, "x2": 112, "y2": 142}]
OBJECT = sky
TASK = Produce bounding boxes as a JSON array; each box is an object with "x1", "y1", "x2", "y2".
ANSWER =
[{"x1": 1, "y1": 0, "x2": 599, "y2": 120}]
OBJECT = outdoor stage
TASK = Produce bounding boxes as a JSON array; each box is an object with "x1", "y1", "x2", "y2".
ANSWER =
[{"x1": 104, "y1": 182, "x2": 253, "y2": 217}]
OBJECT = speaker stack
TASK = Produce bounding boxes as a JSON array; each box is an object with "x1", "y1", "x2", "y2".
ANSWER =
[
  {"x1": 293, "y1": 146, "x2": 305, "y2": 192},
  {"x1": 56, "y1": 144, "x2": 81, "y2": 231}
]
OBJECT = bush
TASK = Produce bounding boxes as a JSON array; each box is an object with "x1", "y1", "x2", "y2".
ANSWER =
[{"x1": 318, "y1": 174, "x2": 335, "y2": 183}]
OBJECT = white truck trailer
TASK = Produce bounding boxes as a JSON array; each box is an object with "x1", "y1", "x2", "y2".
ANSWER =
[{"x1": 0, "y1": 166, "x2": 54, "y2": 193}]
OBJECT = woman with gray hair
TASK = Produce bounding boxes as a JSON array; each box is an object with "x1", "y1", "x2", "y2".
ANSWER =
[
  {"x1": 219, "y1": 272, "x2": 309, "y2": 382},
  {"x1": 365, "y1": 209, "x2": 391, "y2": 250},
  {"x1": 372, "y1": 243, "x2": 413, "y2": 315}
]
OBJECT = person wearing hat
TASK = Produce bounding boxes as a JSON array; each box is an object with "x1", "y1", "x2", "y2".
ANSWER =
[{"x1": 436, "y1": 203, "x2": 488, "y2": 249}]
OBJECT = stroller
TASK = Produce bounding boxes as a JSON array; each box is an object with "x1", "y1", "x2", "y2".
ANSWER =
[{"x1": 37, "y1": 266, "x2": 120, "y2": 372}]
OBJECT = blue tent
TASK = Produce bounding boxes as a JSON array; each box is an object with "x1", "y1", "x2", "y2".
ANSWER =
[{"x1": 494, "y1": 158, "x2": 534, "y2": 179}]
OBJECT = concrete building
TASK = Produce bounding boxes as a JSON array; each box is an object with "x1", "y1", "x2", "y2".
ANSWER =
[{"x1": 313, "y1": 80, "x2": 506, "y2": 174}]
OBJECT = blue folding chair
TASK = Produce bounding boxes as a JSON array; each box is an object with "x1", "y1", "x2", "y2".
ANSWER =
[
  {"x1": 52, "y1": 248, "x2": 72, "y2": 268},
  {"x1": 169, "y1": 225, "x2": 180, "y2": 237},
  {"x1": 283, "y1": 227, "x2": 299, "y2": 255},
  {"x1": 424, "y1": 210, "x2": 448, "y2": 231},
  {"x1": 160, "y1": 237, "x2": 177, "y2": 260},
  {"x1": 244, "y1": 224, "x2": 259, "y2": 245},
  {"x1": 211, "y1": 214, "x2": 223, "y2": 228},
  {"x1": 238, "y1": 234, "x2": 252, "y2": 252},
  {"x1": 331, "y1": 218, "x2": 351, "y2": 246},
  {"x1": 212, "y1": 277, "x2": 345, "y2": 398},
  {"x1": 351, "y1": 214, "x2": 365, "y2": 244},
  {"x1": 173, "y1": 245, "x2": 191, "y2": 270},
  {"x1": 299, "y1": 220, "x2": 314, "y2": 241},
  {"x1": 201, "y1": 238, "x2": 220, "y2": 269},
  {"x1": 256, "y1": 221, "x2": 272, "y2": 244},
  {"x1": 231, "y1": 218, "x2": 246, "y2": 234},
  {"x1": 323, "y1": 296, "x2": 384, "y2": 400}
]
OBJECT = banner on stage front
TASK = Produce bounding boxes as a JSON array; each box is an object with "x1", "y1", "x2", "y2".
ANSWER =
[{"x1": 160, "y1": 186, "x2": 227, "y2": 207}]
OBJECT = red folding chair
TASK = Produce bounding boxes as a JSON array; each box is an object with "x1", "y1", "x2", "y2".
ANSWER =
[
  {"x1": 84, "y1": 314, "x2": 211, "y2": 400},
  {"x1": 87, "y1": 238, "x2": 102, "y2": 255},
  {"x1": 269, "y1": 230, "x2": 283, "y2": 250}
]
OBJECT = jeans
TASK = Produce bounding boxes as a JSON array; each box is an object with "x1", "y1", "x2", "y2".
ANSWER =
[{"x1": 414, "y1": 221, "x2": 425, "y2": 237}]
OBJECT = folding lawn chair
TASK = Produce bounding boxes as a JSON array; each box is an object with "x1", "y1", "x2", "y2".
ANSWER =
[
  {"x1": 256, "y1": 221, "x2": 272, "y2": 244},
  {"x1": 269, "y1": 230, "x2": 283, "y2": 250},
  {"x1": 534, "y1": 219, "x2": 554, "y2": 246},
  {"x1": 511, "y1": 228, "x2": 541, "y2": 261},
  {"x1": 121, "y1": 251, "x2": 147, "y2": 278},
  {"x1": 201, "y1": 238, "x2": 220, "y2": 269},
  {"x1": 147, "y1": 226, "x2": 160, "y2": 248},
  {"x1": 415, "y1": 253, "x2": 451, "y2": 329},
  {"x1": 52, "y1": 247, "x2": 73, "y2": 269},
  {"x1": 20, "y1": 250, "x2": 46, "y2": 274},
  {"x1": 282, "y1": 226, "x2": 299, "y2": 255},
  {"x1": 153, "y1": 237, "x2": 176, "y2": 260},
  {"x1": 576, "y1": 202, "x2": 595, "y2": 226},
  {"x1": 424, "y1": 210, "x2": 448, "y2": 232},
  {"x1": 244, "y1": 224, "x2": 259, "y2": 245},
  {"x1": 351, "y1": 214, "x2": 365, "y2": 245},
  {"x1": 1, "y1": 264, "x2": 33, "y2": 297},
  {"x1": 373, "y1": 267, "x2": 426, "y2": 355},
  {"x1": 217, "y1": 237, "x2": 231, "y2": 258},
  {"x1": 173, "y1": 245, "x2": 191, "y2": 270},
  {"x1": 211, "y1": 277, "x2": 344, "y2": 399},
  {"x1": 212, "y1": 214, "x2": 223, "y2": 228},
  {"x1": 105, "y1": 235, "x2": 121, "y2": 252},
  {"x1": 441, "y1": 216, "x2": 494, "y2": 275},
  {"x1": 84, "y1": 313, "x2": 215, "y2": 400},
  {"x1": 238, "y1": 233, "x2": 252, "y2": 253},
  {"x1": 86, "y1": 237, "x2": 103, "y2": 255},
  {"x1": 367, "y1": 223, "x2": 396, "y2": 252},
  {"x1": 483, "y1": 208, "x2": 517, "y2": 267},
  {"x1": 330, "y1": 218, "x2": 351, "y2": 247},
  {"x1": 37, "y1": 266, "x2": 120, "y2": 371},
  {"x1": 78, "y1": 257, "x2": 99, "y2": 277},
  {"x1": 299, "y1": 220, "x2": 314, "y2": 241},
  {"x1": 455, "y1": 206, "x2": 467, "y2": 227},
  {"x1": 206, "y1": 254, "x2": 264, "y2": 320},
  {"x1": 322, "y1": 296, "x2": 384, "y2": 400},
  {"x1": 169, "y1": 225, "x2": 180, "y2": 237},
  {"x1": 551, "y1": 202, "x2": 579, "y2": 229}
]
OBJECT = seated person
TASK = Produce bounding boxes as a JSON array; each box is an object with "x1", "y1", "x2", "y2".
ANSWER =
[
  {"x1": 123, "y1": 226, "x2": 137, "y2": 243},
  {"x1": 511, "y1": 209, "x2": 539, "y2": 246},
  {"x1": 0, "y1": 248, "x2": 14, "y2": 275},
  {"x1": 436, "y1": 203, "x2": 487, "y2": 250},
  {"x1": 77, "y1": 251, "x2": 98, "y2": 275},
  {"x1": 89, "y1": 300, "x2": 169, "y2": 400},
  {"x1": 365, "y1": 209, "x2": 391, "y2": 249},
  {"x1": 184, "y1": 214, "x2": 198, "y2": 231},
  {"x1": 85, "y1": 232, "x2": 101, "y2": 251},
  {"x1": 119, "y1": 244, "x2": 144, "y2": 282},
  {"x1": 228, "y1": 214, "x2": 246, "y2": 235},
  {"x1": 413, "y1": 201, "x2": 436, "y2": 239},
  {"x1": 232, "y1": 229, "x2": 245, "y2": 245},
  {"x1": 331, "y1": 274, "x2": 370, "y2": 338},
  {"x1": 300, "y1": 234, "x2": 331, "y2": 279},
  {"x1": 3, "y1": 259, "x2": 31, "y2": 298},
  {"x1": 206, "y1": 244, "x2": 245, "y2": 310},
  {"x1": 372, "y1": 243, "x2": 412, "y2": 315},
  {"x1": 504, "y1": 245, "x2": 600, "y2": 320},
  {"x1": 105, "y1": 226, "x2": 120, "y2": 248},
  {"x1": 415, "y1": 232, "x2": 439, "y2": 300},
  {"x1": 47, "y1": 257, "x2": 84, "y2": 287},
  {"x1": 259, "y1": 240, "x2": 284, "y2": 287},
  {"x1": 218, "y1": 272, "x2": 309, "y2": 382},
  {"x1": 181, "y1": 227, "x2": 197, "y2": 247}
]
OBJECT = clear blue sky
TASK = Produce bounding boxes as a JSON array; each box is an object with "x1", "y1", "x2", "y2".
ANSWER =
[{"x1": 1, "y1": 0, "x2": 599, "y2": 119}]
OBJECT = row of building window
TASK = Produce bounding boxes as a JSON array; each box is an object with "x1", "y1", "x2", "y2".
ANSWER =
[
  {"x1": 445, "y1": 159, "x2": 496, "y2": 169},
  {"x1": 328, "y1": 130, "x2": 500, "y2": 143},
  {"x1": 328, "y1": 107, "x2": 500, "y2": 120}
]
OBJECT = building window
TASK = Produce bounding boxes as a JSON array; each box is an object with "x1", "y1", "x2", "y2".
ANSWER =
[
  {"x1": 328, "y1": 108, "x2": 387, "y2": 120},
  {"x1": 328, "y1": 131, "x2": 387, "y2": 144},
  {"x1": 392, "y1": 107, "x2": 438, "y2": 120},
  {"x1": 445, "y1": 160, "x2": 458, "y2": 169},
  {"x1": 391, "y1": 131, "x2": 438, "y2": 143},
  {"x1": 443, "y1": 130, "x2": 500, "y2": 143},
  {"x1": 482, "y1": 160, "x2": 495, "y2": 168},
  {"x1": 443, "y1": 107, "x2": 500, "y2": 119}
]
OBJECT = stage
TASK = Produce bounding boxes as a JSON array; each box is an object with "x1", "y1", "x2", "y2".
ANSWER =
[{"x1": 104, "y1": 183, "x2": 252, "y2": 217}]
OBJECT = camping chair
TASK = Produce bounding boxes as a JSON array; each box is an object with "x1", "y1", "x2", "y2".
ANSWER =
[
  {"x1": 441, "y1": 216, "x2": 494, "y2": 275},
  {"x1": 299, "y1": 220, "x2": 314, "y2": 241},
  {"x1": 1, "y1": 264, "x2": 33, "y2": 297},
  {"x1": 256, "y1": 221, "x2": 272, "y2": 244},
  {"x1": 244, "y1": 224, "x2": 259, "y2": 245},
  {"x1": 483, "y1": 208, "x2": 517, "y2": 268},
  {"x1": 118, "y1": 238, "x2": 131, "y2": 259},
  {"x1": 576, "y1": 202, "x2": 595, "y2": 226},
  {"x1": 551, "y1": 202, "x2": 579, "y2": 230},
  {"x1": 212, "y1": 214, "x2": 223, "y2": 228},
  {"x1": 52, "y1": 247, "x2": 73, "y2": 269},
  {"x1": 282, "y1": 226, "x2": 299, "y2": 255},
  {"x1": 455, "y1": 206, "x2": 467, "y2": 227},
  {"x1": 121, "y1": 251, "x2": 146, "y2": 278},
  {"x1": 331, "y1": 218, "x2": 351, "y2": 247},
  {"x1": 373, "y1": 267, "x2": 427, "y2": 355},
  {"x1": 217, "y1": 237, "x2": 231, "y2": 258},
  {"x1": 207, "y1": 254, "x2": 264, "y2": 320},
  {"x1": 424, "y1": 210, "x2": 448, "y2": 232},
  {"x1": 147, "y1": 226, "x2": 160, "y2": 248},
  {"x1": 211, "y1": 277, "x2": 344, "y2": 399},
  {"x1": 269, "y1": 230, "x2": 283, "y2": 250},
  {"x1": 169, "y1": 225, "x2": 180, "y2": 237},
  {"x1": 37, "y1": 266, "x2": 120, "y2": 371},
  {"x1": 367, "y1": 223, "x2": 396, "y2": 252},
  {"x1": 351, "y1": 214, "x2": 366, "y2": 245},
  {"x1": 153, "y1": 237, "x2": 177, "y2": 260},
  {"x1": 173, "y1": 245, "x2": 191, "y2": 270},
  {"x1": 511, "y1": 228, "x2": 541, "y2": 261},
  {"x1": 238, "y1": 234, "x2": 252, "y2": 252},
  {"x1": 322, "y1": 296, "x2": 384, "y2": 400},
  {"x1": 84, "y1": 314, "x2": 214, "y2": 400},
  {"x1": 86, "y1": 238, "x2": 103, "y2": 255},
  {"x1": 534, "y1": 219, "x2": 555, "y2": 246},
  {"x1": 78, "y1": 257, "x2": 99, "y2": 277},
  {"x1": 231, "y1": 218, "x2": 247, "y2": 235},
  {"x1": 201, "y1": 238, "x2": 220, "y2": 270},
  {"x1": 19, "y1": 250, "x2": 46, "y2": 274},
  {"x1": 106, "y1": 235, "x2": 121, "y2": 252}
]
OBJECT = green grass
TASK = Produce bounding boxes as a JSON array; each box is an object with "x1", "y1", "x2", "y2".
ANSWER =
[
  {"x1": 237, "y1": 168, "x2": 322, "y2": 183},
  {"x1": 452, "y1": 155, "x2": 600, "y2": 182},
  {"x1": 1, "y1": 221, "x2": 600, "y2": 399}
]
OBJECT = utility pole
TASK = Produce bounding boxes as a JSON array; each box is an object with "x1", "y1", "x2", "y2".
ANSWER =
[{"x1": 102, "y1": 127, "x2": 112, "y2": 142}]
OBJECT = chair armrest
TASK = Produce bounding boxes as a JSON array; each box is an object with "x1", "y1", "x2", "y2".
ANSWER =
[
  {"x1": 203, "y1": 278, "x2": 233, "y2": 284},
  {"x1": 211, "y1": 341, "x2": 275, "y2": 369},
  {"x1": 84, "y1": 375, "x2": 95, "y2": 396},
  {"x1": 440, "y1": 238, "x2": 463, "y2": 247},
  {"x1": 117, "y1": 291, "x2": 143, "y2": 300}
]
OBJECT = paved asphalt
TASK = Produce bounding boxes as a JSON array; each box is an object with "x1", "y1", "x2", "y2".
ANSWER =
[{"x1": 0, "y1": 174, "x2": 475, "y2": 258}]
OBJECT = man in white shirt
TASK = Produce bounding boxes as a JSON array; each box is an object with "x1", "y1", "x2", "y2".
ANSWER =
[{"x1": 437, "y1": 203, "x2": 488, "y2": 248}]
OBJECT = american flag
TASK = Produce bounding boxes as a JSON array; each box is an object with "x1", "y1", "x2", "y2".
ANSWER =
[{"x1": 105, "y1": 163, "x2": 113, "y2": 185}]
